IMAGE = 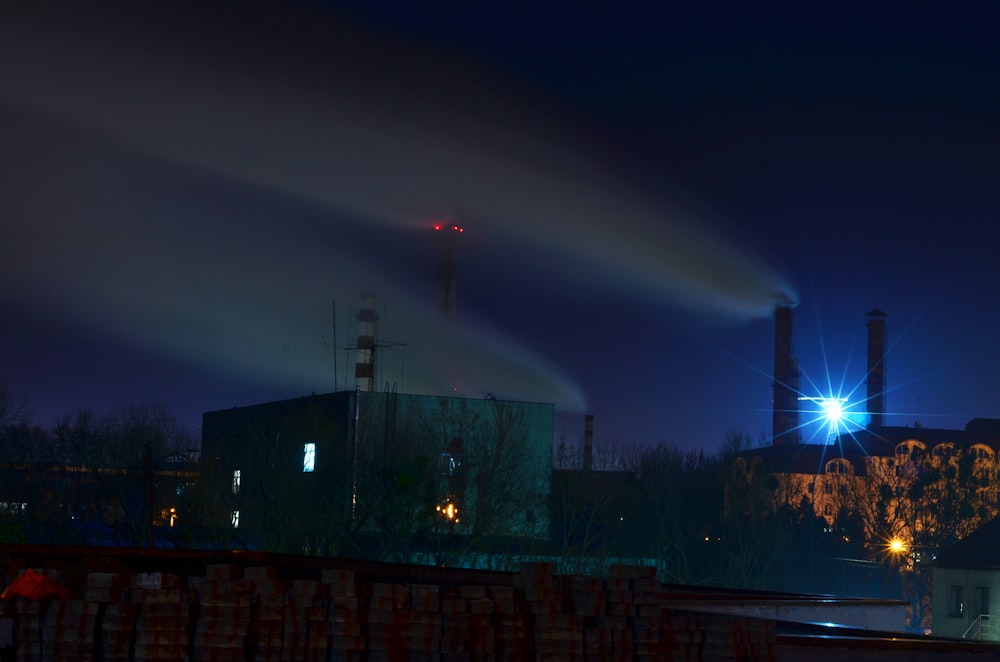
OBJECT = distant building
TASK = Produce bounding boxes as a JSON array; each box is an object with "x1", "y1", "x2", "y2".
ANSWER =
[
  {"x1": 932, "y1": 515, "x2": 1000, "y2": 640},
  {"x1": 749, "y1": 420, "x2": 998, "y2": 516},
  {"x1": 0, "y1": 454, "x2": 198, "y2": 547},
  {"x1": 759, "y1": 304, "x2": 1000, "y2": 558},
  {"x1": 743, "y1": 419, "x2": 1000, "y2": 552},
  {"x1": 201, "y1": 390, "x2": 554, "y2": 556}
]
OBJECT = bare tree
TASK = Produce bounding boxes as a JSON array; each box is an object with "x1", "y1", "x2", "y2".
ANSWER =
[
  {"x1": 0, "y1": 379, "x2": 28, "y2": 429},
  {"x1": 834, "y1": 445, "x2": 999, "y2": 628},
  {"x1": 352, "y1": 394, "x2": 442, "y2": 562},
  {"x1": 624, "y1": 443, "x2": 713, "y2": 584}
]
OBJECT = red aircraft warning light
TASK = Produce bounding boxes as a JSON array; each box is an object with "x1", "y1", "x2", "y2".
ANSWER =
[{"x1": 433, "y1": 222, "x2": 463, "y2": 233}]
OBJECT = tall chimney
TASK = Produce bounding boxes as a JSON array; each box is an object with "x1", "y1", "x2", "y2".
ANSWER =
[
  {"x1": 583, "y1": 414, "x2": 594, "y2": 472},
  {"x1": 865, "y1": 309, "x2": 888, "y2": 429},
  {"x1": 434, "y1": 223, "x2": 463, "y2": 318},
  {"x1": 772, "y1": 303, "x2": 800, "y2": 445},
  {"x1": 354, "y1": 294, "x2": 377, "y2": 392}
]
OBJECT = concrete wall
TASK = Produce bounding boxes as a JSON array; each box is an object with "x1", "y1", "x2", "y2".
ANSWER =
[{"x1": 933, "y1": 566, "x2": 1000, "y2": 640}]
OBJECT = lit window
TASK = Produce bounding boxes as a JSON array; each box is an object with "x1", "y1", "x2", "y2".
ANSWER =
[
  {"x1": 949, "y1": 585, "x2": 964, "y2": 617},
  {"x1": 231, "y1": 510, "x2": 240, "y2": 528},
  {"x1": 232, "y1": 469, "x2": 241, "y2": 495},
  {"x1": 303, "y1": 442, "x2": 315, "y2": 472}
]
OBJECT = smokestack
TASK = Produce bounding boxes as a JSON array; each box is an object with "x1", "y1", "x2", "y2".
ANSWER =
[
  {"x1": 434, "y1": 223, "x2": 463, "y2": 318},
  {"x1": 865, "y1": 309, "x2": 888, "y2": 429},
  {"x1": 354, "y1": 294, "x2": 377, "y2": 392},
  {"x1": 583, "y1": 414, "x2": 594, "y2": 472},
  {"x1": 772, "y1": 303, "x2": 800, "y2": 445}
]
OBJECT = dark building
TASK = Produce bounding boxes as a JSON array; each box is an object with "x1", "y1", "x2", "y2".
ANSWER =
[
  {"x1": 0, "y1": 453, "x2": 198, "y2": 547},
  {"x1": 201, "y1": 390, "x2": 554, "y2": 556}
]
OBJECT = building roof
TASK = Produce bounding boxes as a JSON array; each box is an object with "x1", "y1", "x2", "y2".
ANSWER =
[
  {"x1": 933, "y1": 515, "x2": 1000, "y2": 570},
  {"x1": 741, "y1": 419, "x2": 1000, "y2": 477}
]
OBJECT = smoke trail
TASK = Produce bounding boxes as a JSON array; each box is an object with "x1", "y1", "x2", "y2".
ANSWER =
[{"x1": 0, "y1": 3, "x2": 794, "y2": 410}]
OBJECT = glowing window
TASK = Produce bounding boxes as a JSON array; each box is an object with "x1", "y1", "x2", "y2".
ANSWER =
[
  {"x1": 231, "y1": 510, "x2": 240, "y2": 529},
  {"x1": 303, "y1": 442, "x2": 316, "y2": 472},
  {"x1": 232, "y1": 469, "x2": 241, "y2": 495},
  {"x1": 949, "y1": 585, "x2": 964, "y2": 617}
]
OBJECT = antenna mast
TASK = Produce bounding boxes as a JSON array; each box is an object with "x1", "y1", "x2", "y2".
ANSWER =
[{"x1": 332, "y1": 299, "x2": 338, "y2": 392}]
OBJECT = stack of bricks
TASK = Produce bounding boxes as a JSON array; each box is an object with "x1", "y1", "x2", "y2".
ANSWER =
[
  {"x1": 464, "y1": 585, "x2": 497, "y2": 660},
  {"x1": 83, "y1": 571, "x2": 128, "y2": 605},
  {"x1": 363, "y1": 581, "x2": 425, "y2": 661},
  {"x1": 131, "y1": 571, "x2": 191, "y2": 662},
  {"x1": 7, "y1": 594, "x2": 43, "y2": 662},
  {"x1": 5, "y1": 568, "x2": 66, "y2": 662},
  {"x1": 533, "y1": 612, "x2": 584, "y2": 662},
  {"x1": 602, "y1": 570, "x2": 638, "y2": 661},
  {"x1": 87, "y1": 571, "x2": 132, "y2": 662},
  {"x1": 101, "y1": 600, "x2": 138, "y2": 662},
  {"x1": 0, "y1": 559, "x2": 784, "y2": 662},
  {"x1": 41, "y1": 598, "x2": 99, "y2": 661},
  {"x1": 283, "y1": 578, "x2": 330, "y2": 662},
  {"x1": 515, "y1": 562, "x2": 581, "y2": 662},
  {"x1": 401, "y1": 583, "x2": 441, "y2": 661},
  {"x1": 571, "y1": 575, "x2": 614, "y2": 662},
  {"x1": 192, "y1": 563, "x2": 252, "y2": 662},
  {"x1": 489, "y1": 585, "x2": 528, "y2": 662},
  {"x1": 440, "y1": 586, "x2": 491, "y2": 661},
  {"x1": 605, "y1": 565, "x2": 669, "y2": 662},
  {"x1": 321, "y1": 569, "x2": 363, "y2": 662},
  {"x1": 245, "y1": 565, "x2": 284, "y2": 662}
]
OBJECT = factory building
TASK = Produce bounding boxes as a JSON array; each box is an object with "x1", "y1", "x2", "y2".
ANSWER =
[
  {"x1": 752, "y1": 305, "x2": 1000, "y2": 553},
  {"x1": 200, "y1": 389, "x2": 554, "y2": 556}
]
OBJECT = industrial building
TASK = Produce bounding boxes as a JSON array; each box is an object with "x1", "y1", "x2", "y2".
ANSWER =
[
  {"x1": 742, "y1": 303, "x2": 1000, "y2": 632},
  {"x1": 200, "y1": 389, "x2": 555, "y2": 558},
  {"x1": 756, "y1": 304, "x2": 1000, "y2": 532}
]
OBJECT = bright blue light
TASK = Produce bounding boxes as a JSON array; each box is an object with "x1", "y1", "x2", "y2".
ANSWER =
[{"x1": 800, "y1": 395, "x2": 863, "y2": 442}]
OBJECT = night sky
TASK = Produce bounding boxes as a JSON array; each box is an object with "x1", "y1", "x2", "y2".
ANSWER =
[{"x1": 3, "y1": 2, "x2": 999, "y2": 453}]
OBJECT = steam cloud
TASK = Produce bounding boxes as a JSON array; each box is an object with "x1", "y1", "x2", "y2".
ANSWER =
[{"x1": 0, "y1": 3, "x2": 795, "y2": 412}]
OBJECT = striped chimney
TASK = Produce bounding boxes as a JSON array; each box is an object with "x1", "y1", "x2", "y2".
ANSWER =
[{"x1": 354, "y1": 294, "x2": 377, "y2": 392}]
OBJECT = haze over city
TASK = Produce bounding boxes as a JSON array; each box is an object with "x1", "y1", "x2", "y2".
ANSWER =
[{"x1": 3, "y1": 2, "x2": 999, "y2": 451}]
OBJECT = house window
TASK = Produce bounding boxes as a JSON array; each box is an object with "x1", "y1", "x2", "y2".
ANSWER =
[
  {"x1": 949, "y1": 585, "x2": 964, "y2": 617},
  {"x1": 303, "y1": 442, "x2": 316, "y2": 472},
  {"x1": 231, "y1": 510, "x2": 240, "y2": 529},
  {"x1": 232, "y1": 470, "x2": 241, "y2": 495},
  {"x1": 976, "y1": 586, "x2": 990, "y2": 618},
  {"x1": 823, "y1": 504, "x2": 832, "y2": 517},
  {"x1": 824, "y1": 483, "x2": 833, "y2": 495}
]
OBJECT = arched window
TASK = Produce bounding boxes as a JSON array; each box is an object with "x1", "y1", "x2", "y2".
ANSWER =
[
  {"x1": 932, "y1": 443, "x2": 955, "y2": 458},
  {"x1": 895, "y1": 440, "x2": 926, "y2": 460},
  {"x1": 825, "y1": 458, "x2": 853, "y2": 476},
  {"x1": 971, "y1": 444, "x2": 995, "y2": 462}
]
